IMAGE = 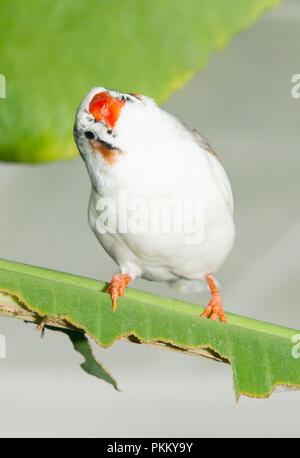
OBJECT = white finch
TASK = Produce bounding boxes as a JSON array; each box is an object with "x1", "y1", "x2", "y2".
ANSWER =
[{"x1": 74, "y1": 88, "x2": 235, "y2": 322}]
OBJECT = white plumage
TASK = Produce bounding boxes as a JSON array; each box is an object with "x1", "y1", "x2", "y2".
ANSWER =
[{"x1": 74, "y1": 87, "x2": 235, "y2": 322}]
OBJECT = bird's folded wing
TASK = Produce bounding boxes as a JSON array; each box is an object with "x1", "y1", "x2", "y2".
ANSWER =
[{"x1": 189, "y1": 127, "x2": 234, "y2": 215}]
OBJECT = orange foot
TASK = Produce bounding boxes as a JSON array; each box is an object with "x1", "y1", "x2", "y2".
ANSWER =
[
  {"x1": 106, "y1": 274, "x2": 131, "y2": 311},
  {"x1": 201, "y1": 274, "x2": 227, "y2": 323}
]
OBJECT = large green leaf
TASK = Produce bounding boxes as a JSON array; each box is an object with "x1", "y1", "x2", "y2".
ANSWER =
[
  {"x1": 0, "y1": 258, "x2": 299, "y2": 400},
  {"x1": 0, "y1": 0, "x2": 280, "y2": 162}
]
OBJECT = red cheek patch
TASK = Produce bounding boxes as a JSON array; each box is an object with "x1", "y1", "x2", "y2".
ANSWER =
[{"x1": 89, "y1": 91, "x2": 125, "y2": 128}]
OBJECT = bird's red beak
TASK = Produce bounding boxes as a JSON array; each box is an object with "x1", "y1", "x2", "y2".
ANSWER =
[{"x1": 89, "y1": 91, "x2": 125, "y2": 128}]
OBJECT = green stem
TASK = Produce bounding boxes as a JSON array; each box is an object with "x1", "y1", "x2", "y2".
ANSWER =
[{"x1": 0, "y1": 257, "x2": 297, "y2": 340}]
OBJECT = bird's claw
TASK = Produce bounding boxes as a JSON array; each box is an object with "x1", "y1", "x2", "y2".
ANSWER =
[
  {"x1": 201, "y1": 274, "x2": 227, "y2": 323},
  {"x1": 201, "y1": 293, "x2": 227, "y2": 323},
  {"x1": 106, "y1": 274, "x2": 131, "y2": 311}
]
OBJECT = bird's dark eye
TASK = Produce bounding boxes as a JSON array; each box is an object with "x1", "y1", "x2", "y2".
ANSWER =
[
  {"x1": 84, "y1": 131, "x2": 95, "y2": 140},
  {"x1": 107, "y1": 129, "x2": 112, "y2": 135}
]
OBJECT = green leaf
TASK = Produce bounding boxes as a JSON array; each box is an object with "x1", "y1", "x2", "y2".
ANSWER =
[
  {"x1": 0, "y1": 257, "x2": 299, "y2": 400},
  {"x1": 0, "y1": 0, "x2": 280, "y2": 162},
  {"x1": 52, "y1": 327, "x2": 119, "y2": 391}
]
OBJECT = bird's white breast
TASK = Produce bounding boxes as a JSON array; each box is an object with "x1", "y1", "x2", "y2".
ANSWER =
[{"x1": 88, "y1": 129, "x2": 235, "y2": 283}]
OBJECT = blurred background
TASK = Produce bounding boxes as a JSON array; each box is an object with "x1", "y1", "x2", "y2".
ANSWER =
[{"x1": 0, "y1": 0, "x2": 299, "y2": 438}]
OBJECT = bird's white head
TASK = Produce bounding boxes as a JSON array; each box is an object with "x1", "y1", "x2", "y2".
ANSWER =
[
  {"x1": 75, "y1": 87, "x2": 170, "y2": 191},
  {"x1": 74, "y1": 88, "x2": 158, "y2": 178},
  {"x1": 74, "y1": 86, "x2": 192, "y2": 193}
]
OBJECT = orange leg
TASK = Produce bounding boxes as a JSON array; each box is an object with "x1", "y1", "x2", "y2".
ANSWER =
[
  {"x1": 201, "y1": 274, "x2": 227, "y2": 323},
  {"x1": 106, "y1": 274, "x2": 131, "y2": 311}
]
